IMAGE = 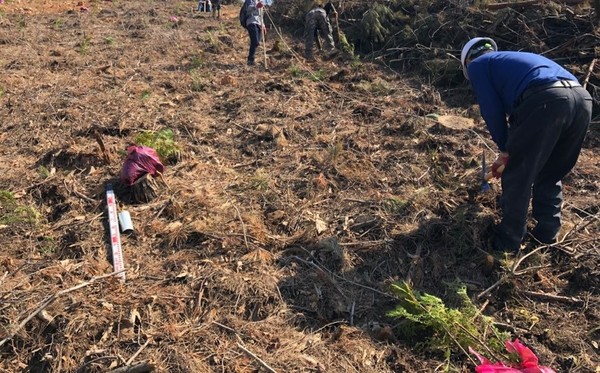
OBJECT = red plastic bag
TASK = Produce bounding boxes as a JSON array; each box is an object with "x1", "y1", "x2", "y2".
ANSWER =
[
  {"x1": 470, "y1": 339, "x2": 555, "y2": 373},
  {"x1": 120, "y1": 146, "x2": 164, "y2": 186}
]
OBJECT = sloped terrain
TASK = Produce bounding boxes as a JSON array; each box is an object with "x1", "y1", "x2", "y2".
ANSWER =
[{"x1": 0, "y1": 0, "x2": 598, "y2": 372}]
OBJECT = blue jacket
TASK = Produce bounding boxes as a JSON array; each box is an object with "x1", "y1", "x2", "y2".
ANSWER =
[
  {"x1": 467, "y1": 51, "x2": 578, "y2": 151},
  {"x1": 244, "y1": 0, "x2": 263, "y2": 26}
]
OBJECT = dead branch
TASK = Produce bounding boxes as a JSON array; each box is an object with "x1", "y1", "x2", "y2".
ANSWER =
[
  {"x1": 231, "y1": 122, "x2": 262, "y2": 136},
  {"x1": 477, "y1": 246, "x2": 546, "y2": 299},
  {"x1": 64, "y1": 179, "x2": 97, "y2": 204},
  {"x1": 0, "y1": 269, "x2": 126, "y2": 348},
  {"x1": 338, "y1": 239, "x2": 394, "y2": 248},
  {"x1": 236, "y1": 341, "x2": 278, "y2": 373},
  {"x1": 230, "y1": 202, "x2": 250, "y2": 250},
  {"x1": 105, "y1": 361, "x2": 155, "y2": 373},
  {"x1": 289, "y1": 254, "x2": 395, "y2": 299},
  {"x1": 405, "y1": 244, "x2": 424, "y2": 286},
  {"x1": 126, "y1": 339, "x2": 151, "y2": 365},
  {"x1": 518, "y1": 290, "x2": 585, "y2": 305},
  {"x1": 484, "y1": 0, "x2": 588, "y2": 10},
  {"x1": 93, "y1": 130, "x2": 112, "y2": 164},
  {"x1": 582, "y1": 58, "x2": 596, "y2": 90}
]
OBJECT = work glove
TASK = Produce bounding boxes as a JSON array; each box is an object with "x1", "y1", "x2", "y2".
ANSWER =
[
  {"x1": 256, "y1": 1, "x2": 263, "y2": 8},
  {"x1": 491, "y1": 152, "x2": 509, "y2": 178}
]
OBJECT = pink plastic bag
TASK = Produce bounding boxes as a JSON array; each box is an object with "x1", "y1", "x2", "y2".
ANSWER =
[
  {"x1": 470, "y1": 339, "x2": 555, "y2": 373},
  {"x1": 120, "y1": 146, "x2": 164, "y2": 186}
]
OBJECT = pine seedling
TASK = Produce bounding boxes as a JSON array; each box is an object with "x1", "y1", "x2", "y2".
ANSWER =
[
  {"x1": 134, "y1": 129, "x2": 181, "y2": 163},
  {"x1": 388, "y1": 281, "x2": 509, "y2": 364},
  {"x1": 0, "y1": 190, "x2": 42, "y2": 226}
]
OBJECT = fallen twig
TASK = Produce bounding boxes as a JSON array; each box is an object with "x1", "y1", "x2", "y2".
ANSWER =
[
  {"x1": 338, "y1": 239, "x2": 394, "y2": 248},
  {"x1": 93, "y1": 130, "x2": 112, "y2": 164},
  {"x1": 64, "y1": 179, "x2": 97, "y2": 204},
  {"x1": 455, "y1": 322, "x2": 507, "y2": 363},
  {"x1": 289, "y1": 254, "x2": 394, "y2": 299},
  {"x1": 231, "y1": 122, "x2": 262, "y2": 136},
  {"x1": 518, "y1": 290, "x2": 585, "y2": 306},
  {"x1": 106, "y1": 360, "x2": 154, "y2": 373},
  {"x1": 405, "y1": 244, "x2": 424, "y2": 286},
  {"x1": 582, "y1": 58, "x2": 596, "y2": 90},
  {"x1": 236, "y1": 340, "x2": 278, "y2": 373},
  {"x1": 0, "y1": 269, "x2": 126, "y2": 347},
  {"x1": 230, "y1": 202, "x2": 250, "y2": 250},
  {"x1": 126, "y1": 339, "x2": 151, "y2": 365},
  {"x1": 484, "y1": 0, "x2": 588, "y2": 10},
  {"x1": 477, "y1": 246, "x2": 545, "y2": 299},
  {"x1": 477, "y1": 277, "x2": 506, "y2": 300}
]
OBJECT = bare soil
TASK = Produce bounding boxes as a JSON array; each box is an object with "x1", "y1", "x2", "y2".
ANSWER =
[{"x1": 0, "y1": 1, "x2": 598, "y2": 372}]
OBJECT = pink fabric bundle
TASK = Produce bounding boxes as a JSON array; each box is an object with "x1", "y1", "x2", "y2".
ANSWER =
[
  {"x1": 470, "y1": 339, "x2": 555, "y2": 373},
  {"x1": 120, "y1": 146, "x2": 164, "y2": 186}
]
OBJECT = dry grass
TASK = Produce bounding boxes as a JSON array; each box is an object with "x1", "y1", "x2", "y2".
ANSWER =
[{"x1": 0, "y1": 1, "x2": 598, "y2": 372}]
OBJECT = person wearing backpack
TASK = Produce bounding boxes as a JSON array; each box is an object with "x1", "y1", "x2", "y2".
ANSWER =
[{"x1": 240, "y1": 0, "x2": 264, "y2": 66}]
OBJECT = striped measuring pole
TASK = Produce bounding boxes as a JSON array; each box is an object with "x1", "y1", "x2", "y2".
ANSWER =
[{"x1": 106, "y1": 184, "x2": 126, "y2": 282}]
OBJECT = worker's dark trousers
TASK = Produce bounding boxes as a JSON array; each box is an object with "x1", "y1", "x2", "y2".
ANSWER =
[
  {"x1": 246, "y1": 23, "x2": 262, "y2": 65},
  {"x1": 495, "y1": 85, "x2": 592, "y2": 251}
]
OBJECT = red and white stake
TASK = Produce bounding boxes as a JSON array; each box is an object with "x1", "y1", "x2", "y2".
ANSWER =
[{"x1": 106, "y1": 184, "x2": 126, "y2": 282}]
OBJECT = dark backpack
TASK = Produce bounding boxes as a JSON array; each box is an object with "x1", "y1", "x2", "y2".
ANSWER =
[{"x1": 239, "y1": 2, "x2": 248, "y2": 27}]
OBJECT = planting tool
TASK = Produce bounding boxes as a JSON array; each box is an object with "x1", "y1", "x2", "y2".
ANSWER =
[
  {"x1": 106, "y1": 184, "x2": 126, "y2": 282},
  {"x1": 481, "y1": 153, "x2": 491, "y2": 191},
  {"x1": 481, "y1": 153, "x2": 506, "y2": 191}
]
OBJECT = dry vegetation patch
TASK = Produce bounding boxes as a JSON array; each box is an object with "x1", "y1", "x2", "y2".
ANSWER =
[{"x1": 0, "y1": 1, "x2": 598, "y2": 372}]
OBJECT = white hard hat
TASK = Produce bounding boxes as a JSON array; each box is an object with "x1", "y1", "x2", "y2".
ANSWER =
[{"x1": 460, "y1": 37, "x2": 498, "y2": 79}]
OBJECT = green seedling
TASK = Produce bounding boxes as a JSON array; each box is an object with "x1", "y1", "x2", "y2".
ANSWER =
[
  {"x1": 326, "y1": 141, "x2": 343, "y2": 165},
  {"x1": 141, "y1": 89, "x2": 151, "y2": 100},
  {"x1": 310, "y1": 69, "x2": 325, "y2": 82},
  {"x1": 339, "y1": 33, "x2": 354, "y2": 55},
  {"x1": 78, "y1": 35, "x2": 92, "y2": 55},
  {"x1": 134, "y1": 129, "x2": 181, "y2": 162},
  {"x1": 38, "y1": 236, "x2": 57, "y2": 256},
  {"x1": 249, "y1": 169, "x2": 271, "y2": 192},
  {"x1": 288, "y1": 64, "x2": 305, "y2": 78},
  {"x1": 206, "y1": 30, "x2": 220, "y2": 52},
  {"x1": 382, "y1": 197, "x2": 409, "y2": 215},
  {"x1": 190, "y1": 68, "x2": 208, "y2": 92},
  {"x1": 388, "y1": 281, "x2": 509, "y2": 367},
  {"x1": 0, "y1": 190, "x2": 42, "y2": 226},
  {"x1": 189, "y1": 54, "x2": 205, "y2": 70},
  {"x1": 37, "y1": 165, "x2": 51, "y2": 179},
  {"x1": 52, "y1": 18, "x2": 64, "y2": 30}
]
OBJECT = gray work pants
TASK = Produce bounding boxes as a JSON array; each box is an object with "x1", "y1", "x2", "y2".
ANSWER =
[
  {"x1": 304, "y1": 8, "x2": 334, "y2": 58},
  {"x1": 495, "y1": 83, "x2": 592, "y2": 250}
]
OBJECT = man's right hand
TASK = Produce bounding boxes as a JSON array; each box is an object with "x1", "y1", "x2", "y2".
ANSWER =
[{"x1": 491, "y1": 152, "x2": 509, "y2": 178}]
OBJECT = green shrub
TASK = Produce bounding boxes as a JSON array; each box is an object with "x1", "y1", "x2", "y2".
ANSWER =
[
  {"x1": 388, "y1": 281, "x2": 509, "y2": 364},
  {"x1": 360, "y1": 3, "x2": 394, "y2": 44}
]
